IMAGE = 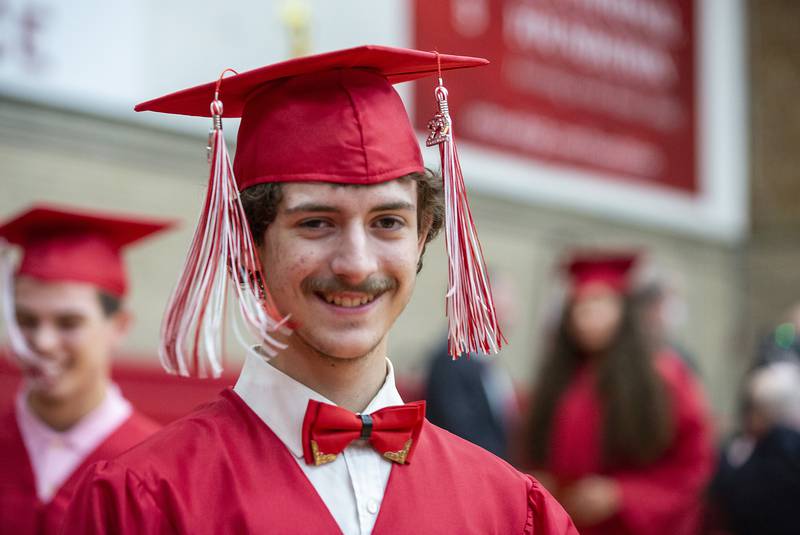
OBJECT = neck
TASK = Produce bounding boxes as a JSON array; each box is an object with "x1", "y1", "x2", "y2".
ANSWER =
[
  {"x1": 268, "y1": 336, "x2": 389, "y2": 413},
  {"x1": 27, "y1": 378, "x2": 108, "y2": 432}
]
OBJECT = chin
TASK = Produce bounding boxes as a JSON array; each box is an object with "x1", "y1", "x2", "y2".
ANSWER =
[
  {"x1": 28, "y1": 376, "x2": 75, "y2": 403},
  {"x1": 299, "y1": 328, "x2": 384, "y2": 361}
]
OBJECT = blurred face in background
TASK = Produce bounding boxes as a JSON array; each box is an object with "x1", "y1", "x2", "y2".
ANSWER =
[
  {"x1": 744, "y1": 361, "x2": 800, "y2": 438},
  {"x1": 14, "y1": 276, "x2": 130, "y2": 404},
  {"x1": 638, "y1": 284, "x2": 688, "y2": 345},
  {"x1": 569, "y1": 284, "x2": 624, "y2": 355}
]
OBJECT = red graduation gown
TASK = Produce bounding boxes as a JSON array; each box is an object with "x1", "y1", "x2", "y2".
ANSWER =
[
  {"x1": 0, "y1": 407, "x2": 159, "y2": 535},
  {"x1": 546, "y1": 353, "x2": 714, "y2": 535},
  {"x1": 61, "y1": 389, "x2": 578, "y2": 534}
]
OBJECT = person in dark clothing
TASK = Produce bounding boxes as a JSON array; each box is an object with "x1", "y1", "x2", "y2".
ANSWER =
[
  {"x1": 709, "y1": 361, "x2": 800, "y2": 535},
  {"x1": 425, "y1": 347, "x2": 513, "y2": 458},
  {"x1": 711, "y1": 426, "x2": 800, "y2": 535},
  {"x1": 424, "y1": 271, "x2": 518, "y2": 460}
]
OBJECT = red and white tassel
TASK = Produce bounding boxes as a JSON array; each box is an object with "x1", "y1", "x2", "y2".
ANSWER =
[
  {"x1": 426, "y1": 69, "x2": 506, "y2": 358},
  {"x1": 160, "y1": 74, "x2": 290, "y2": 378},
  {"x1": 0, "y1": 240, "x2": 60, "y2": 379}
]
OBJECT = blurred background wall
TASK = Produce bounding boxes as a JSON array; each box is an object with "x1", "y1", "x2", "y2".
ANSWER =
[
  {"x1": 1, "y1": 0, "x2": 797, "y2": 431},
  {"x1": 746, "y1": 0, "x2": 800, "y2": 382}
]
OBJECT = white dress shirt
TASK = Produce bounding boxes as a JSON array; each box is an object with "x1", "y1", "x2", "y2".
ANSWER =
[
  {"x1": 234, "y1": 352, "x2": 403, "y2": 535},
  {"x1": 15, "y1": 384, "x2": 132, "y2": 502}
]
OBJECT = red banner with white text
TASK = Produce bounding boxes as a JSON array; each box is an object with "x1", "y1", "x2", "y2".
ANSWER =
[{"x1": 413, "y1": 0, "x2": 697, "y2": 194}]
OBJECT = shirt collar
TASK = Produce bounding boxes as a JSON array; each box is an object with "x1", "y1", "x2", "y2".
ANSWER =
[
  {"x1": 233, "y1": 352, "x2": 403, "y2": 459},
  {"x1": 15, "y1": 383, "x2": 132, "y2": 453}
]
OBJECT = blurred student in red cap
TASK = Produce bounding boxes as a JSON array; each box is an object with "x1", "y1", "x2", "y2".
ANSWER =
[
  {"x1": 0, "y1": 204, "x2": 172, "y2": 534},
  {"x1": 522, "y1": 252, "x2": 714, "y2": 535},
  {"x1": 61, "y1": 46, "x2": 577, "y2": 534}
]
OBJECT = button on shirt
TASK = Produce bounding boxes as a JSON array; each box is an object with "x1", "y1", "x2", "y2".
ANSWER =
[
  {"x1": 15, "y1": 384, "x2": 132, "y2": 502},
  {"x1": 234, "y1": 353, "x2": 403, "y2": 535}
]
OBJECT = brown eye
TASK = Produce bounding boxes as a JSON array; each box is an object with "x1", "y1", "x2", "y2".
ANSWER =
[
  {"x1": 15, "y1": 312, "x2": 38, "y2": 330},
  {"x1": 299, "y1": 219, "x2": 332, "y2": 229},
  {"x1": 374, "y1": 217, "x2": 403, "y2": 230},
  {"x1": 56, "y1": 315, "x2": 86, "y2": 331}
]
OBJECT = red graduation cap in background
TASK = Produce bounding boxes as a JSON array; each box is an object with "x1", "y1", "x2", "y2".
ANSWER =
[
  {"x1": 564, "y1": 252, "x2": 639, "y2": 298},
  {"x1": 136, "y1": 45, "x2": 503, "y2": 377},
  {"x1": 0, "y1": 204, "x2": 173, "y2": 297},
  {"x1": 0, "y1": 204, "x2": 173, "y2": 371}
]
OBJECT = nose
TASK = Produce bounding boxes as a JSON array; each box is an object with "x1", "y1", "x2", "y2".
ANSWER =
[
  {"x1": 28, "y1": 323, "x2": 61, "y2": 356},
  {"x1": 330, "y1": 223, "x2": 379, "y2": 285}
]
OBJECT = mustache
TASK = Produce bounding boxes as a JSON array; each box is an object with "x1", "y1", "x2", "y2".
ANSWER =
[{"x1": 302, "y1": 275, "x2": 397, "y2": 295}]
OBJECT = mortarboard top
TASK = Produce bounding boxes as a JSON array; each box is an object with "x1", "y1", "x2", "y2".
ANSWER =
[
  {"x1": 0, "y1": 205, "x2": 174, "y2": 297},
  {"x1": 134, "y1": 45, "x2": 488, "y2": 117},
  {"x1": 135, "y1": 45, "x2": 489, "y2": 190},
  {"x1": 564, "y1": 252, "x2": 638, "y2": 297}
]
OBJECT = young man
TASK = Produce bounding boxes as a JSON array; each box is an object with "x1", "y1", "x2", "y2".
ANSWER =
[
  {"x1": 0, "y1": 205, "x2": 172, "y2": 534},
  {"x1": 62, "y1": 46, "x2": 577, "y2": 534}
]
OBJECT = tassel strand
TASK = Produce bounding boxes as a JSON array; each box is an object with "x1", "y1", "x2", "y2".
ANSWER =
[
  {"x1": 159, "y1": 93, "x2": 289, "y2": 378},
  {"x1": 427, "y1": 70, "x2": 506, "y2": 358},
  {"x1": 0, "y1": 240, "x2": 60, "y2": 377}
]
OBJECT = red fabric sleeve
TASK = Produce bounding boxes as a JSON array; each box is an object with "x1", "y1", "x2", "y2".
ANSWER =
[
  {"x1": 524, "y1": 475, "x2": 580, "y2": 535},
  {"x1": 613, "y1": 357, "x2": 715, "y2": 535},
  {"x1": 59, "y1": 461, "x2": 175, "y2": 535}
]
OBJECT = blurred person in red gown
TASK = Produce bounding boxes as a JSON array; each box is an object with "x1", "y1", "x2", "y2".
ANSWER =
[
  {"x1": 0, "y1": 205, "x2": 171, "y2": 534},
  {"x1": 522, "y1": 252, "x2": 715, "y2": 534}
]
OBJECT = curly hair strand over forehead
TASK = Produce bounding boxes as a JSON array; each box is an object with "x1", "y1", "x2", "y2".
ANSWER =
[{"x1": 239, "y1": 169, "x2": 444, "y2": 273}]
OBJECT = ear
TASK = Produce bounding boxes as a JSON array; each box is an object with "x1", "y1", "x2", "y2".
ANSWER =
[
  {"x1": 417, "y1": 216, "x2": 432, "y2": 256},
  {"x1": 414, "y1": 218, "x2": 433, "y2": 275},
  {"x1": 107, "y1": 307, "x2": 134, "y2": 349}
]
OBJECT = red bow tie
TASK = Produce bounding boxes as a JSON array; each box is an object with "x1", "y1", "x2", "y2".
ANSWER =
[{"x1": 302, "y1": 399, "x2": 425, "y2": 466}]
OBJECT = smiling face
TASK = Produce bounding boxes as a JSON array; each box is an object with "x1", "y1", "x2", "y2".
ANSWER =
[
  {"x1": 258, "y1": 179, "x2": 427, "y2": 361},
  {"x1": 14, "y1": 276, "x2": 130, "y2": 402}
]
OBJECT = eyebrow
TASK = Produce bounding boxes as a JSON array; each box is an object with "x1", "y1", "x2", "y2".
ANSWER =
[
  {"x1": 14, "y1": 306, "x2": 87, "y2": 319},
  {"x1": 284, "y1": 201, "x2": 415, "y2": 214}
]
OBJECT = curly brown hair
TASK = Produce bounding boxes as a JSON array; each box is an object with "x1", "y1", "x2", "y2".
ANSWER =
[{"x1": 239, "y1": 169, "x2": 444, "y2": 272}]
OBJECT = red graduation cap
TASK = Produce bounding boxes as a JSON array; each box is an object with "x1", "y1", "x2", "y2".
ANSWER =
[
  {"x1": 564, "y1": 252, "x2": 639, "y2": 298},
  {"x1": 135, "y1": 45, "x2": 487, "y2": 116},
  {"x1": 136, "y1": 44, "x2": 502, "y2": 377},
  {"x1": 0, "y1": 204, "x2": 173, "y2": 297},
  {"x1": 136, "y1": 45, "x2": 488, "y2": 190}
]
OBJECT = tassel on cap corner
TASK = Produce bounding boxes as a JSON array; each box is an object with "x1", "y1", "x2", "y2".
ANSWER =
[
  {"x1": 0, "y1": 241, "x2": 34, "y2": 363},
  {"x1": 0, "y1": 239, "x2": 61, "y2": 378},
  {"x1": 426, "y1": 52, "x2": 506, "y2": 359},
  {"x1": 159, "y1": 69, "x2": 290, "y2": 378}
]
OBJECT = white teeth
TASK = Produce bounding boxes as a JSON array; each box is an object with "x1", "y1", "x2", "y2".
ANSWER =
[{"x1": 323, "y1": 293, "x2": 377, "y2": 307}]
